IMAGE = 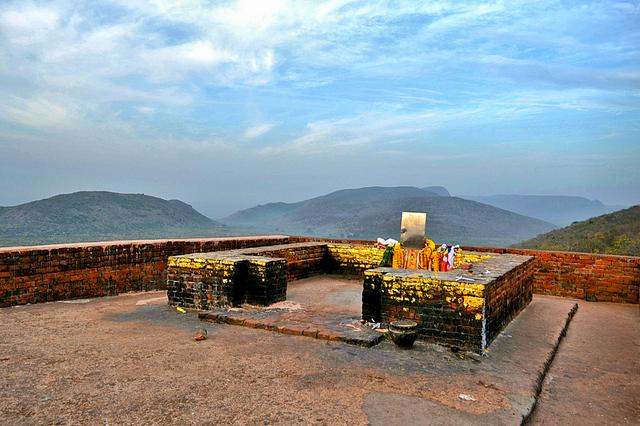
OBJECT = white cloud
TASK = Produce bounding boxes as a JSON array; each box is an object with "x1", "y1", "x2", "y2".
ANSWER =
[
  {"x1": 135, "y1": 106, "x2": 155, "y2": 115},
  {"x1": 0, "y1": 4, "x2": 60, "y2": 41},
  {"x1": 244, "y1": 123, "x2": 275, "y2": 139},
  {"x1": 0, "y1": 95, "x2": 80, "y2": 129},
  {"x1": 143, "y1": 40, "x2": 237, "y2": 67},
  {"x1": 262, "y1": 83, "x2": 640, "y2": 155}
]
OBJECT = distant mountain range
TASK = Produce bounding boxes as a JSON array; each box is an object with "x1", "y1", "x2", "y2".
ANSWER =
[
  {"x1": 0, "y1": 191, "x2": 226, "y2": 246},
  {"x1": 223, "y1": 186, "x2": 555, "y2": 247},
  {"x1": 515, "y1": 205, "x2": 640, "y2": 256},
  {"x1": 1, "y1": 187, "x2": 627, "y2": 249},
  {"x1": 460, "y1": 194, "x2": 620, "y2": 226}
]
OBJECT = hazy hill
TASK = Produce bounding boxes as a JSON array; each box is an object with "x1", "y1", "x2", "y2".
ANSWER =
[
  {"x1": 460, "y1": 194, "x2": 617, "y2": 226},
  {"x1": 223, "y1": 186, "x2": 555, "y2": 246},
  {"x1": 514, "y1": 206, "x2": 640, "y2": 256},
  {"x1": 227, "y1": 186, "x2": 440, "y2": 225},
  {"x1": 0, "y1": 191, "x2": 226, "y2": 246},
  {"x1": 422, "y1": 186, "x2": 450, "y2": 197}
]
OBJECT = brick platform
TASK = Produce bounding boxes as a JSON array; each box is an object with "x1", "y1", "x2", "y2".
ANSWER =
[
  {"x1": 363, "y1": 253, "x2": 535, "y2": 352},
  {"x1": 167, "y1": 243, "x2": 326, "y2": 309},
  {"x1": 167, "y1": 255, "x2": 288, "y2": 310}
]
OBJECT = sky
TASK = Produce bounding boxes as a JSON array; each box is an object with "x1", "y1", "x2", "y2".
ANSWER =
[{"x1": 0, "y1": 0, "x2": 638, "y2": 217}]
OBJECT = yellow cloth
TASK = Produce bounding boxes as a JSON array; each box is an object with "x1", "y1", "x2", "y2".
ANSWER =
[
  {"x1": 431, "y1": 251, "x2": 441, "y2": 272},
  {"x1": 426, "y1": 239, "x2": 436, "y2": 251},
  {"x1": 392, "y1": 244, "x2": 404, "y2": 269},
  {"x1": 404, "y1": 249, "x2": 419, "y2": 269},
  {"x1": 419, "y1": 246, "x2": 432, "y2": 270}
]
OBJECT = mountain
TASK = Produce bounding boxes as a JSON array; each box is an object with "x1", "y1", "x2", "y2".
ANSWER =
[
  {"x1": 459, "y1": 194, "x2": 618, "y2": 226},
  {"x1": 422, "y1": 186, "x2": 450, "y2": 197},
  {"x1": 223, "y1": 186, "x2": 555, "y2": 247},
  {"x1": 0, "y1": 191, "x2": 226, "y2": 247},
  {"x1": 514, "y1": 206, "x2": 640, "y2": 256},
  {"x1": 227, "y1": 186, "x2": 440, "y2": 226}
]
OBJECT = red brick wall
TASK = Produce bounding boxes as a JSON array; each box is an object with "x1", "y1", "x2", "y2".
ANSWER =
[
  {"x1": 462, "y1": 246, "x2": 639, "y2": 304},
  {"x1": 293, "y1": 236, "x2": 639, "y2": 304},
  {"x1": 1, "y1": 235, "x2": 638, "y2": 307},
  {"x1": 251, "y1": 243, "x2": 327, "y2": 282},
  {"x1": 0, "y1": 236, "x2": 288, "y2": 307},
  {"x1": 484, "y1": 257, "x2": 536, "y2": 345}
]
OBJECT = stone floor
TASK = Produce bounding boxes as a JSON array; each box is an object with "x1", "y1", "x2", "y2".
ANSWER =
[
  {"x1": 199, "y1": 276, "x2": 384, "y2": 346},
  {"x1": 0, "y1": 289, "x2": 637, "y2": 425},
  {"x1": 530, "y1": 301, "x2": 640, "y2": 425}
]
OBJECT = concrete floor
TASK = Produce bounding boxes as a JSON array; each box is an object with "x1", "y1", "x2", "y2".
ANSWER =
[{"x1": 0, "y1": 281, "x2": 637, "y2": 425}]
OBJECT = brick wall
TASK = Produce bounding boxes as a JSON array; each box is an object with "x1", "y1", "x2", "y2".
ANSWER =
[
  {"x1": 484, "y1": 256, "x2": 536, "y2": 346},
  {"x1": 166, "y1": 243, "x2": 330, "y2": 310},
  {"x1": 251, "y1": 243, "x2": 327, "y2": 281},
  {"x1": 365, "y1": 269, "x2": 486, "y2": 350},
  {"x1": 167, "y1": 256, "x2": 288, "y2": 310},
  {"x1": 463, "y1": 246, "x2": 639, "y2": 304},
  {"x1": 165, "y1": 242, "x2": 325, "y2": 309},
  {"x1": 1, "y1": 236, "x2": 638, "y2": 307},
  {"x1": 325, "y1": 244, "x2": 385, "y2": 276},
  {"x1": 294, "y1": 236, "x2": 639, "y2": 304},
  {"x1": 0, "y1": 236, "x2": 288, "y2": 307},
  {"x1": 167, "y1": 258, "x2": 247, "y2": 309}
]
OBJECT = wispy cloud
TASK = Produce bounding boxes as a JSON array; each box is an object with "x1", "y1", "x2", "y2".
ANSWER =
[
  {"x1": 244, "y1": 123, "x2": 276, "y2": 139},
  {"x1": 0, "y1": 95, "x2": 80, "y2": 129}
]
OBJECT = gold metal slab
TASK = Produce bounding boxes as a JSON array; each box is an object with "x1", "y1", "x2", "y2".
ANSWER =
[{"x1": 400, "y1": 212, "x2": 427, "y2": 249}]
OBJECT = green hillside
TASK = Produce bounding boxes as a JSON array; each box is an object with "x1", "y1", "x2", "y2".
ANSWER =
[
  {"x1": 0, "y1": 191, "x2": 227, "y2": 247},
  {"x1": 514, "y1": 206, "x2": 640, "y2": 256}
]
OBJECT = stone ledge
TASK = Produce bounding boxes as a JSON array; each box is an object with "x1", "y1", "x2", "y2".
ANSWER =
[{"x1": 199, "y1": 308, "x2": 384, "y2": 347}]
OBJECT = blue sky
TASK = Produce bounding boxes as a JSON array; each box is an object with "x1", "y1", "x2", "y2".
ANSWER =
[{"x1": 0, "y1": 0, "x2": 638, "y2": 216}]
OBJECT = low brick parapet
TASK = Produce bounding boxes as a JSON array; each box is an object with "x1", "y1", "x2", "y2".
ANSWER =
[
  {"x1": 293, "y1": 237, "x2": 639, "y2": 304},
  {"x1": 462, "y1": 246, "x2": 639, "y2": 304},
  {"x1": 1, "y1": 236, "x2": 638, "y2": 307},
  {"x1": 0, "y1": 236, "x2": 289, "y2": 307}
]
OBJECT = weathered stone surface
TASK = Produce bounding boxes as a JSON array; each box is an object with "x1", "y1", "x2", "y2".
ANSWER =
[{"x1": 2, "y1": 291, "x2": 591, "y2": 425}]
